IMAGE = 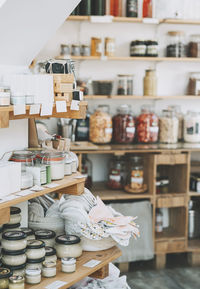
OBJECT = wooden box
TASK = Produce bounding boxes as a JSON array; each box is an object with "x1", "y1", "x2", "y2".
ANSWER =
[
  {"x1": 155, "y1": 153, "x2": 188, "y2": 165},
  {"x1": 156, "y1": 239, "x2": 186, "y2": 253},
  {"x1": 156, "y1": 195, "x2": 187, "y2": 208},
  {"x1": 53, "y1": 74, "x2": 74, "y2": 102}
]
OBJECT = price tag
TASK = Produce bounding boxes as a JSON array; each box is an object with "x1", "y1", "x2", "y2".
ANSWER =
[
  {"x1": 70, "y1": 100, "x2": 80, "y2": 111},
  {"x1": 45, "y1": 281, "x2": 68, "y2": 289},
  {"x1": 40, "y1": 103, "x2": 53, "y2": 116},
  {"x1": 90, "y1": 15, "x2": 113, "y2": 23},
  {"x1": 0, "y1": 194, "x2": 20, "y2": 203},
  {"x1": 13, "y1": 104, "x2": 26, "y2": 116},
  {"x1": 44, "y1": 183, "x2": 59, "y2": 188},
  {"x1": 16, "y1": 190, "x2": 33, "y2": 196},
  {"x1": 83, "y1": 259, "x2": 101, "y2": 268},
  {"x1": 56, "y1": 101, "x2": 67, "y2": 113},
  {"x1": 30, "y1": 104, "x2": 41, "y2": 115},
  {"x1": 30, "y1": 185, "x2": 44, "y2": 192},
  {"x1": 74, "y1": 175, "x2": 86, "y2": 179},
  {"x1": 142, "y1": 18, "x2": 159, "y2": 24}
]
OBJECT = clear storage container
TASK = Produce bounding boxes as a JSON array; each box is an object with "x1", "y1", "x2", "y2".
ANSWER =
[
  {"x1": 184, "y1": 111, "x2": 200, "y2": 143},
  {"x1": 166, "y1": 31, "x2": 185, "y2": 57},
  {"x1": 188, "y1": 34, "x2": 200, "y2": 58},
  {"x1": 127, "y1": 156, "x2": 144, "y2": 190},
  {"x1": 10, "y1": 151, "x2": 35, "y2": 171},
  {"x1": 40, "y1": 151, "x2": 65, "y2": 180},
  {"x1": 159, "y1": 110, "x2": 179, "y2": 144},
  {"x1": 55, "y1": 235, "x2": 82, "y2": 259},
  {"x1": 188, "y1": 72, "x2": 200, "y2": 96},
  {"x1": 168, "y1": 105, "x2": 184, "y2": 141},
  {"x1": 117, "y1": 74, "x2": 134, "y2": 95},
  {"x1": 108, "y1": 156, "x2": 126, "y2": 190}
]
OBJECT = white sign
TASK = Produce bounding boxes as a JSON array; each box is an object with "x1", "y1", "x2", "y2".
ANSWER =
[
  {"x1": 56, "y1": 101, "x2": 67, "y2": 113},
  {"x1": 30, "y1": 104, "x2": 41, "y2": 115},
  {"x1": 13, "y1": 104, "x2": 26, "y2": 115}
]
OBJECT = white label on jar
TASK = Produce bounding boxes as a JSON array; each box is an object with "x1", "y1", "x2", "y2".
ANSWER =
[
  {"x1": 109, "y1": 175, "x2": 121, "y2": 182},
  {"x1": 77, "y1": 127, "x2": 89, "y2": 133},
  {"x1": 150, "y1": 127, "x2": 159, "y2": 133},
  {"x1": 97, "y1": 43, "x2": 103, "y2": 53},
  {"x1": 106, "y1": 42, "x2": 115, "y2": 53},
  {"x1": 147, "y1": 45, "x2": 158, "y2": 55},
  {"x1": 126, "y1": 127, "x2": 135, "y2": 133},
  {"x1": 45, "y1": 281, "x2": 68, "y2": 289},
  {"x1": 40, "y1": 170, "x2": 47, "y2": 184},
  {"x1": 131, "y1": 177, "x2": 143, "y2": 184},
  {"x1": 83, "y1": 259, "x2": 101, "y2": 268},
  {"x1": 105, "y1": 128, "x2": 113, "y2": 134}
]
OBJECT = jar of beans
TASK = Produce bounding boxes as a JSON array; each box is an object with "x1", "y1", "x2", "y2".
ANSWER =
[
  {"x1": 166, "y1": 31, "x2": 185, "y2": 58},
  {"x1": 113, "y1": 104, "x2": 135, "y2": 144},
  {"x1": 188, "y1": 35, "x2": 200, "y2": 58},
  {"x1": 137, "y1": 105, "x2": 159, "y2": 143},
  {"x1": 107, "y1": 156, "x2": 126, "y2": 190}
]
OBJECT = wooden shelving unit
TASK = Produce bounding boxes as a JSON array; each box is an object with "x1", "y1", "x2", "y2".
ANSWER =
[
  {"x1": 68, "y1": 15, "x2": 200, "y2": 26},
  {"x1": 85, "y1": 95, "x2": 200, "y2": 100},
  {"x1": 26, "y1": 246, "x2": 121, "y2": 289},
  {"x1": 0, "y1": 101, "x2": 87, "y2": 129}
]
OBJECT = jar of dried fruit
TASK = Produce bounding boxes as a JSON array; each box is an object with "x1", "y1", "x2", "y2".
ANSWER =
[{"x1": 108, "y1": 156, "x2": 126, "y2": 190}]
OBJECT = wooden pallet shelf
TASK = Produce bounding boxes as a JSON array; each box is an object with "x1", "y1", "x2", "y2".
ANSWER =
[
  {"x1": 156, "y1": 231, "x2": 186, "y2": 241},
  {"x1": 92, "y1": 182, "x2": 153, "y2": 201},
  {"x1": 0, "y1": 101, "x2": 87, "y2": 129},
  {"x1": 68, "y1": 15, "x2": 200, "y2": 25},
  {"x1": 188, "y1": 239, "x2": 200, "y2": 252},
  {"x1": 0, "y1": 173, "x2": 85, "y2": 212},
  {"x1": 26, "y1": 246, "x2": 121, "y2": 289},
  {"x1": 189, "y1": 191, "x2": 200, "y2": 197},
  {"x1": 85, "y1": 95, "x2": 200, "y2": 100}
]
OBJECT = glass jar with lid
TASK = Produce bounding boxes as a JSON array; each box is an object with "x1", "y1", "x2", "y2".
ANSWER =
[
  {"x1": 81, "y1": 155, "x2": 93, "y2": 190},
  {"x1": 143, "y1": 69, "x2": 157, "y2": 96},
  {"x1": 137, "y1": 105, "x2": 159, "y2": 143},
  {"x1": 130, "y1": 41, "x2": 146, "y2": 57},
  {"x1": 159, "y1": 110, "x2": 179, "y2": 143},
  {"x1": 9, "y1": 275, "x2": 25, "y2": 289},
  {"x1": 166, "y1": 31, "x2": 185, "y2": 57},
  {"x1": 10, "y1": 151, "x2": 35, "y2": 171},
  {"x1": 108, "y1": 156, "x2": 126, "y2": 190},
  {"x1": 184, "y1": 111, "x2": 200, "y2": 143},
  {"x1": 89, "y1": 105, "x2": 112, "y2": 144},
  {"x1": 39, "y1": 151, "x2": 65, "y2": 180},
  {"x1": 0, "y1": 268, "x2": 12, "y2": 289},
  {"x1": 117, "y1": 74, "x2": 134, "y2": 95},
  {"x1": 113, "y1": 104, "x2": 135, "y2": 144},
  {"x1": 188, "y1": 35, "x2": 200, "y2": 58},
  {"x1": 188, "y1": 72, "x2": 200, "y2": 96},
  {"x1": 55, "y1": 234, "x2": 82, "y2": 258},
  {"x1": 35, "y1": 230, "x2": 56, "y2": 247},
  {"x1": 127, "y1": 156, "x2": 144, "y2": 190},
  {"x1": 168, "y1": 105, "x2": 184, "y2": 141}
]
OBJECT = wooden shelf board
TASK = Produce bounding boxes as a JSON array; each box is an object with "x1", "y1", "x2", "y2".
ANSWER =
[
  {"x1": 188, "y1": 239, "x2": 200, "y2": 252},
  {"x1": 26, "y1": 246, "x2": 121, "y2": 289},
  {"x1": 85, "y1": 95, "x2": 200, "y2": 100},
  {"x1": 0, "y1": 173, "x2": 85, "y2": 210},
  {"x1": 68, "y1": 16, "x2": 200, "y2": 26},
  {"x1": 156, "y1": 230, "x2": 186, "y2": 241},
  {"x1": 189, "y1": 191, "x2": 200, "y2": 197},
  {"x1": 93, "y1": 182, "x2": 153, "y2": 201}
]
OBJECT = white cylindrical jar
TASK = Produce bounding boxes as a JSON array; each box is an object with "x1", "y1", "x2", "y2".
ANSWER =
[
  {"x1": 3, "y1": 223, "x2": 21, "y2": 233},
  {"x1": 26, "y1": 240, "x2": 45, "y2": 260},
  {"x1": 35, "y1": 230, "x2": 56, "y2": 247},
  {"x1": 25, "y1": 269, "x2": 41, "y2": 285},
  {"x1": 20, "y1": 228, "x2": 35, "y2": 241},
  {"x1": 0, "y1": 268, "x2": 12, "y2": 289},
  {"x1": 26, "y1": 257, "x2": 45, "y2": 270},
  {"x1": 64, "y1": 153, "x2": 72, "y2": 176},
  {"x1": 9, "y1": 275, "x2": 25, "y2": 289},
  {"x1": 40, "y1": 151, "x2": 65, "y2": 180},
  {"x1": 69, "y1": 152, "x2": 78, "y2": 173},
  {"x1": 2, "y1": 231, "x2": 27, "y2": 251},
  {"x1": 7, "y1": 264, "x2": 26, "y2": 277},
  {"x1": 55, "y1": 235, "x2": 82, "y2": 258},
  {"x1": 45, "y1": 247, "x2": 57, "y2": 263},
  {"x1": 8, "y1": 207, "x2": 21, "y2": 225},
  {"x1": 2, "y1": 249, "x2": 26, "y2": 266},
  {"x1": 61, "y1": 258, "x2": 76, "y2": 273},
  {"x1": 184, "y1": 111, "x2": 200, "y2": 143},
  {"x1": 42, "y1": 261, "x2": 56, "y2": 278}
]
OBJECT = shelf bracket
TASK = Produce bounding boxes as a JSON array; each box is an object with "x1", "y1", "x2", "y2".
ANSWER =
[
  {"x1": 0, "y1": 111, "x2": 9, "y2": 128},
  {"x1": 89, "y1": 264, "x2": 109, "y2": 279}
]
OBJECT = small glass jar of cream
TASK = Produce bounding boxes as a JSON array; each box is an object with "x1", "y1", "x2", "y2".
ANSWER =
[
  {"x1": 35, "y1": 230, "x2": 56, "y2": 247},
  {"x1": 8, "y1": 207, "x2": 21, "y2": 225},
  {"x1": 26, "y1": 257, "x2": 45, "y2": 270},
  {"x1": 7, "y1": 264, "x2": 26, "y2": 277},
  {"x1": 3, "y1": 224, "x2": 21, "y2": 233},
  {"x1": 9, "y1": 275, "x2": 25, "y2": 289},
  {"x1": 25, "y1": 269, "x2": 41, "y2": 285},
  {"x1": 45, "y1": 247, "x2": 57, "y2": 263},
  {"x1": 0, "y1": 87, "x2": 11, "y2": 107},
  {"x1": 2, "y1": 249, "x2": 26, "y2": 266},
  {"x1": 10, "y1": 95, "x2": 26, "y2": 105},
  {"x1": 61, "y1": 257, "x2": 76, "y2": 273},
  {"x1": 26, "y1": 240, "x2": 45, "y2": 260},
  {"x1": 42, "y1": 261, "x2": 56, "y2": 278},
  {"x1": 20, "y1": 228, "x2": 35, "y2": 241},
  {"x1": 0, "y1": 267, "x2": 12, "y2": 289},
  {"x1": 55, "y1": 235, "x2": 82, "y2": 258},
  {"x1": 2, "y1": 232, "x2": 27, "y2": 251}
]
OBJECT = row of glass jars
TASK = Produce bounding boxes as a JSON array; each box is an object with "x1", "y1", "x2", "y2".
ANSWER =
[{"x1": 89, "y1": 104, "x2": 200, "y2": 144}]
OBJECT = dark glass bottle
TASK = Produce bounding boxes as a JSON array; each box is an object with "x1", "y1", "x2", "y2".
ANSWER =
[
  {"x1": 92, "y1": 0, "x2": 105, "y2": 16},
  {"x1": 80, "y1": 0, "x2": 91, "y2": 15},
  {"x1": 126, "y1": 0, "x2": 138, "y2": 17},
  {"x1": 75, "y1": 113, "x2": 90, "y2": 141}
]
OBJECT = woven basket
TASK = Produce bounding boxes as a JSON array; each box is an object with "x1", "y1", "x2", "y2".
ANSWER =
[{"x1": 81, "y1": 236, "x2": 117, "y2": 252}]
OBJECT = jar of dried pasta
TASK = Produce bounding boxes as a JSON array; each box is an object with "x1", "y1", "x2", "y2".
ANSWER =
[
  {"x1": 89, "y1": 105, "x2": 112, "y2": 144},
  {"x1": 127, "y1": 156, "x2": 144, "y2": 190},
  {"x1": 159, "y1": 110, "x2": 179, "y2": 144}
]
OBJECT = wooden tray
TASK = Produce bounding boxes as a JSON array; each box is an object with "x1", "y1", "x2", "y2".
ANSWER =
[{"x1": 124, "y1": 184, "x2": 147, "y2": 194}]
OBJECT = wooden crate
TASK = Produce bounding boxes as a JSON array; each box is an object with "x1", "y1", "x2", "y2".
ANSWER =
[
  {"x1": 53, "y1": 74, "x2": 74, "y2": 101},
  {"x1": 156, "y1": 239, "x2": 186, "y2": 253},
  {"x1": 157, "y1": 195, "x2": 187, "y2": 208},
  {"x1": 155, "y1": 153, "x2": 188, "y2": 165}
]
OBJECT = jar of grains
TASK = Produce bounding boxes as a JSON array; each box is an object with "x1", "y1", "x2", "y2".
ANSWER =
[
  {"x1": 184, "y1": 111, "x2": 200, "y2": 143},
  {"x1": 159, "y1": 110, "x2": 179, "y2": 144},
  {"x1": 89, "y1": 105, "x2": 112, "y2": 144}
]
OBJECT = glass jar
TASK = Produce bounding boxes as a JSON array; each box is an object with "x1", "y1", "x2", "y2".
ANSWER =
[
  {"x1": 75, "y1": 113, "x2": 90, "y2": 141},
  {"x1": 35, "y1": 230, "x2": 56, "y2": 247},
  {"x1": 20, "y1": 228, "x2": 35, "y2": 241},
  {"x1": 127, "y1": 156, "x2": 144, "y2": 190},
  {"x1": 0, "y1": 268, "x2": 12, "y2": 289},
  {"x1": 21, "y1": 172, "x2": 33, "y2": 190},
  {"x1": 89, "y1": 105, "x2": 112, "y2": 144},
  {"x1": 188, "y1": 35, "x2": 200, "y2": 58},
  {"x1": 60, "y1": 44, "x2": 70, "y2": 57},
  {"x1": 159, "y1": 110, "x2": 179, "y2": 144},
  {"x1": 110, "y1": 0, "x2": 123, "y2": 17},
  {"x1": 105, "y1": 38, "x2": 115, "y2": 57},
  {"x1": 2, "y1": 232, "x2": 27, "y2": 251},
  {"x1": 40, "y1": 151, "x2": 65, "y2": 180},
  {"x1": 26, "y1": 240, "x2": 45, "y2": 260},
  {"x1": 156, "y1": 177, "x2": 169, "y2": 194},
  {"x1": 130, "y1": 41, "x2": 146, "y2": 57},
  {"x1": 168, "y1": 105, "x2": 184, "y2": 141},
  {"x1": 146, "y1": 40, "x2": 159, "y2": 57},
  {"x1": 91, "y1": 37, "x2": 102, "y2": 57},
  {"x1": 64, "y1": 152, "x2": 72, "y2": 176},
  {"x1": 81, "y1": 155, "x2": 93, "y2": 190},
  {"x1": 155, "y1": 209, "x2": 163, "y2": 233},
  {"x1": 184, "y1": 111, "x2": 200, "y2": 143},
  {"x1": 166, "y1": 31, "x2": 185, "y2": 57},
  {"x1": 45, "y1": 247, "x2": 57, "y2": 263},
  {"x1": 42, "y1": 261, "x2": 56, "y2": 278},
  {"x1": 10, "y1": 151, "x2": 35, "y2": 171},
  {"x1": 26, "y1": 258, "x2": 45, "y2": 271},
  {"x1": 108, "y1": 156, "x2": 126, "y2": 190},
  {"x1": 68, "y1": 152, "x2": 78, "y2": 173},
  {"x1": 25, "y1": 269, "x2": 41, "y2": 285},
  {"x1": 2, "y1": 249, "x2": 26, "y2": 266},
  {"x1": 9, "y1": 275, "x2": 25, "y2": 289},
  {"x1": 113, "y1": 104, "x2": 135, "y2": 144},
  {"x1": 188, "y1": 72, "x2": 200, "y2": 96},
  {"x1": 8, "y1": 207, "x2": 21, "y2": 225},
  {"x1": 137, "y1": 105, "x2": 159, "y2": 143},
  {"x1": 55, "y1": 235, "x2": 82, "y2": 258},
  {"x1": 61, "y1": 258, "x2": 76, "y2": 273},
  {"x1": 7, "y1": 264, "x2": 26, "y2": 278},
  {"x1": 143, "y1": 69, "x2": 157, "y2": 96},
  {"x1": 117, "y1": 75, "x2": 134, "y2": 96},
  {"x1": 81, "y1": 45, "x2": 91, "y2": 57},
  {"x1": 3, "y1": 223, "x2": 21, "y2": 233},
  {"x1": 71, "y1": 44, "x2": 81, "y2": 56},
  {"x1": 126, "y1": 0, "x2": 138, "y2": 17}
]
